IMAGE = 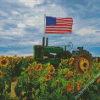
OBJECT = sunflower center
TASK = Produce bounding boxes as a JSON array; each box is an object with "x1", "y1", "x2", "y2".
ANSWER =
[
  {"x1": 0, "y1": 73, "x2": 1, "y2": 75},
  {"x1": 1, "y1": 60, "x2": 7, "y2": 65},
  {"x1": 47, "y1": 76, "x2": 49, "y2": 79},
  {"x1": 38, "y1": 65, "x2": 41, "y2": 69},
  {"x1": 50, "y1": 69, "x2": 53, "y2": 72},
  {"x1": 83, "y1": 63, "x2": 87, "y2": 67}
]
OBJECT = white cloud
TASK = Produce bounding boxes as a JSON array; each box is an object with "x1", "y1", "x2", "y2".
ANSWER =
[
  {"x1": 18, "y1": 40, "x2": 41, "y2": 45},
  {"x1": 76, "y1": 26, "x2": 96, "y2": 36},
  {"x1": 5, "y1": 51, "x2": 19, "y2": 55},
  {"x1": 0, "y1": 10, "x2": 8, "y2": 16},
  {"x1": 17, "y1": 23, "x2": 26, "y2": 28},
  {"x1": 12, "y1": 11, "x2": 19, "y2": 15},
  {"x1": 0, "y1": 28, "x2": 25, "y2": 37},
  {"x1": 19, "y1": 0, "x2": 44, "y2": 7},
  {"x1": 18, "y1": 53, "x2": 33, "y2": 57},
  {"x1": 2, "y1": 50, "x2": 33, "y2": 57}
]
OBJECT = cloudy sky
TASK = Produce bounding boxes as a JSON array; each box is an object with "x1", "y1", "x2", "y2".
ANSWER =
[{"x1": 0, "y1": 0, "x2": 100, "y2": 57}]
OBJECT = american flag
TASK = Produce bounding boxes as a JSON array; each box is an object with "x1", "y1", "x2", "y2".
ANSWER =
[{"x1": 45, "y1": 16, "x2": 73, "y2": 34}]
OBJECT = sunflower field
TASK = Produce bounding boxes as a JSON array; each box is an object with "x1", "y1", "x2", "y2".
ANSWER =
[{"x1": 0, "y1": 55, "x2": 100, "y2": 100}]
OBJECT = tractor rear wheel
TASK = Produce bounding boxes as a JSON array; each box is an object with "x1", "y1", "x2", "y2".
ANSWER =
[{"x1": 72, "y1": 51, "x2": 92, "y2": 76}]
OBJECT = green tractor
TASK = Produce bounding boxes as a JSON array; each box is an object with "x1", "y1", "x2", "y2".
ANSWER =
[{"x1": 33, "y1": 37, "x2": 92, "y2": 75}]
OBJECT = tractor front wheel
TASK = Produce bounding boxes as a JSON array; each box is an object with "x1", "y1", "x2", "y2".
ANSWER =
[{"x1": 72, "y1": 51, "x2": 92, "y2": 76}]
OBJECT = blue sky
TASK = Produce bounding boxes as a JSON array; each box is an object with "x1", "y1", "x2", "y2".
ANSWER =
[{"x1": 0, "y1": 0, "x2": 100, "y2": 57}]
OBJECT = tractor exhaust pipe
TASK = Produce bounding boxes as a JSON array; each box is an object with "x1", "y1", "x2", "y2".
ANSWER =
[
  {"x1": 42, "y1": 37, "x2": 45, "y2": 46},
  {"x1": 46, "y1": 37, "x2": 48, "y2": 46}
]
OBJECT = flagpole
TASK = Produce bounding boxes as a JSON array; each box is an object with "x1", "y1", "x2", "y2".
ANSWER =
[{"x1": 43, "y1": 14, "x2": 46, "y2": 37}]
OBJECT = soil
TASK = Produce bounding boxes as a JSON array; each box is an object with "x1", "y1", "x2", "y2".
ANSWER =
[{"x1": 10, "y1": 77, "x2": 17, "y2": 98}]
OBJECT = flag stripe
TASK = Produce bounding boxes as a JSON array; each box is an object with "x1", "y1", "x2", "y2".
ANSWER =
[
  {"x1": 56, "y1": 24, "x2": 73, "y2": 26},
  {"x1": 46, "y1": 27, "x2": 72, "y2": 30},
  {"x1": 46, "y1": 26, "x2": 72, "y2": 28},
  {"x1": 56, "y1": 20, "x2": 73, "y2": 23},
  {"x1": 45, "y1": 16, "x2": 73, "y2": 34},
  {"x1": 57, "y1": 17, "x2": 73, "y2": 20},
  {"x1": 45, "y1": 31, "x2": 72, "y2": 34}
]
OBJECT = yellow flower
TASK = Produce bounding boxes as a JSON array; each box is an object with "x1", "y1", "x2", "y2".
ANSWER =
[
  {"x1": 55, "y1": 84, "x2": 57, "y2": 87},
  {"x1": 0, "y1": 58, "x2": 9, "y2": 67},
  {"x1": 49, "y1": 67, "x2": 55, "y2": 75},
  {"x1": 45, "y1": 74, "x2": 51, "y2": 81},
  {"x1": 14, "y1": 55, "x2": 17, "y2": 58},
  {"x1": 57, "y1": 69, "x2": 60, "y2": 72},
  {"x1": 0, "y1": 71, "x2": 3, "y2": 78},
  {"x1": 35, "y1": 61, "x2": 37, "y2": 65},
  {"x1": 56, "y1": 79, "x2": 59, "y2": 83},
  {"x1": 13, "y1": 64, "x2": 15, "y2": 68},
  {"x1": 34, "y1": 74, "x2": 38, "y2": 79},
  {"x1": 47, "y1": 63, "x2": 50, "y2": 66},
  {"x1": 96, "y1": 58, "x2": 98, "y2": 63},
  {"x1": 9, "y1": 65, "x2": 11, "y2": 68},
  {"x1": 77, "y1": 79, "x2": 82, "y2": 91},
  {"x1": 97, "y1": 76, "x2": 100, "y2": 83},
  {"x1": 69, "y1": 58, "x2": 74, "y2": 65},
  {"x1": 66, "y1": 82, "x2": 73, "y2": 93},
  {"x1": 59, "y1": 63, "x2": 62, "y2": 66},
  {"x1": 35, "y1": 63, "x2": 42, "y2": 72}
]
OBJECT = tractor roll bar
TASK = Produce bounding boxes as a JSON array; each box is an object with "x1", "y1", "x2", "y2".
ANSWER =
[
  {"x1": 46, "y1": 37, "x2": 48, "y2": 46},
  {"x1": 42, "y1": 37, "x2": 48, "y2": 46},
  {"x1": 42, "y1": 37, "x2": 45, "y2": 46}
]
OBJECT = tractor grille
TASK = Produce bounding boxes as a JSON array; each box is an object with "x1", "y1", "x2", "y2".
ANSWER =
[{"x1": 35, "y1": 46, "x2": 44, "y2": 60}]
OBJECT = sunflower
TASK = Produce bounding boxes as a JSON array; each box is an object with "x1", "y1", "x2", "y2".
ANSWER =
[
  {"x1": 78, "y1": 79, "x2": 82, "y2": 83},
  {"x1": 14, "y1": 55, "x2": 17, "y2": 58},
  {"x1": 13, "y1": 64, "x2": 15, "y2": 68},
  {"x1": 66, "y1": 82, "x2": 73, "y2": 93},
  {"x1": 29, "y1": 66, "x2": 34, "y2": 76},
  {"x1": 69, "y1": 58, "x2": 74, "y2": 65},
  {"x1": 34, "y1": 74, "x2": 38, "y2": 79},
  {"x1": 57, "y1": 69, "x2": 60, "y2": 72},
  {"x1": 64, "y1": 69, "x2": 73, "y2": 78},
  {"x1": 34, "y1": 61, "x2": 37, "y2": 65},
  {"x1": 28, "y1": 58, "x2": 30, "y2": 62},
  {"x1": 29, "y1": 70, "x2": 31, "y2": 76},
  {"x1": 0, "y1": 71, "x2": 3, "y2": 78},
  {"x1": 49, "y1": 67, "x2": 55, "y2": 75},
  {"x1": 97, "y1": 76, "x2": 100, "y2": 83},
  {"x1": 47, "y1": 63, "x2": 50, "y2": 66},
  {"x1": 77, "y1": 80, "x2": 82, "y2": 91},
  {"x1": 56, "y1": 79, "x2": 59, "y2": 83},
  {"x1": 45, "y1": 74, "x2": 51, "y2": 81},
  {"x1": 29, "y1": 66, "x2": 34, "y2": 71},
  {"x1": 0, "y1": 58, "x2": 9, "y2": 67},
  {"x1": 96, "y1": 63, "x2": 100, "y2": 68},
  {"x1": 59, "y1": 63, "x2": 62, "y2": 66},
  {"x1": 67, "y1": 71, "x2": 73, "y2": 78},
  {"x1": 96, "y1": 58, "x2": 98, "y2": 63},
  {"x1": 35, "y1": 63, "x2": 42, "y2": 72},
  {"x1": 55, "y1": 84, "x2": 57, "y2": 87},
  {"x1": 11, "y1": 59, "x2": 14, "y2": 64},
  {"x1": 9, "y1": 65, "x2": 11, "y2": 68},
  {"x1": 21, "y1": 56, "x2": 24, "y2": 60}
]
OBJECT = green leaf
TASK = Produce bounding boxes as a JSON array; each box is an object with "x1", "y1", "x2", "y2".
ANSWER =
[
  {"x1": 93, "y1": 85, "x2": 98, "y2": 90},
  {"x1": 21, "y1": 72, "x2": 25, "y2": 75},
  {"x1": 56, "y1": 87, "x2": 61, "y2": 94},
  {"x1": 22, "y1": 68, "x2": 25, "y2": 70},
  {"x1": 60, "y1": 78, "x2": 66, "y2": 83},
  {"x1": 62, "y1": 68, "x2": 68, "y2": 75},
  {"x1": 35, "y1": 88, "x2": 40, "y2": 96},
  {"x1": 51, "y1": 81, "x2": 57, "y2": 87},
  {"x1": 62, "y1": 82, "x2": 68, "y2": 87},
  {"x1": 40, "y1": 85, "x2": 45, "y2": 93},
  {"x1": 38, "y1": 77, "x2": 45, "y2": 84}
]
